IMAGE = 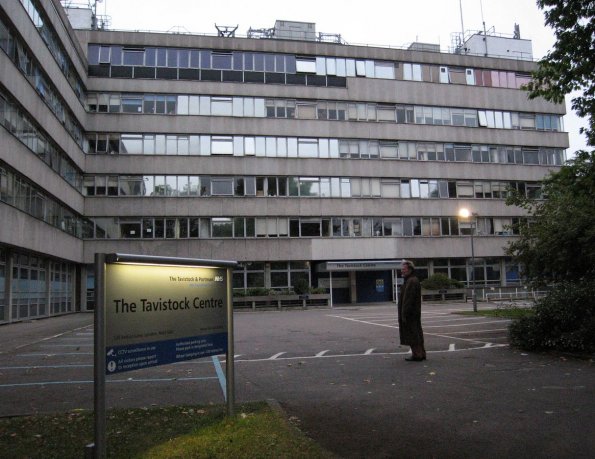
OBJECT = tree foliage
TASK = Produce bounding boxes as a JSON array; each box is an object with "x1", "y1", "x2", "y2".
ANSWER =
[
  {"x1": 509, "y1": 279, "x2": 595, "y2": 353},
  {"x1": 506, "y1": 150, "x2": 595, "y2": 286},
  {"x1": 524, "y1": 0, "x2": 595, "y2": 145},
  {"x1": 420, "y1": 273, "x2": 463, "y2": 290}
]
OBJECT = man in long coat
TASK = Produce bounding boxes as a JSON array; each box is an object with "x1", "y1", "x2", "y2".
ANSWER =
[{"x1": 398, "y1": 260, "x2": 426, "y2": 361}]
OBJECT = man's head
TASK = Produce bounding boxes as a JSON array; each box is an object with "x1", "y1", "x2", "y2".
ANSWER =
[{"x1": 401, "y1": 260, "x2": 415, "y2": 277}]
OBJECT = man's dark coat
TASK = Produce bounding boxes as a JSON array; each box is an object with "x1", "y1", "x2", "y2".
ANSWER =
[{"x1": 398, "y1": 274, "x2": 424, "y2": 345}]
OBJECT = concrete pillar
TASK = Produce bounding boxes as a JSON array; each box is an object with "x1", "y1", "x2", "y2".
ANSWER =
[{"x1": 349, "y1": 271, "x2": 357, "y2": 303}]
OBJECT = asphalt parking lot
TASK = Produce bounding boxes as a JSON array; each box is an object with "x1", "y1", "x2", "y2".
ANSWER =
[{"x1": 1, "y1": 303, "x2": 594, "y2": 458}]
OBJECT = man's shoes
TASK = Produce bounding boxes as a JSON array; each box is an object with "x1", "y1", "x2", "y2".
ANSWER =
[{"x1": 405, "y1": 356, "x2": 424, "y2": 362}]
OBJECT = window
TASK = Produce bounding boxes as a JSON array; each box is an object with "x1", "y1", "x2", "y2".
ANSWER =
[
  {"x1": 211, "y1": 178, "x2": 234, "y2": 195},
  {"x1": 519, "y1": 114, "x2": 536, "y2": 129},
  {"x1": 374, "y1": 62, "x2": 395, "y2": 79},
  {"x1": 122, "y1": 48, "x2": 144, "y2": 65},
  {"x1": 377, "y1": 105, "x2": 395, "y2": 122},
  {"x1": 296, "y1": 102, "x2": 317, "y2": 119},
  {"x1": 212, "y1": 218, "x2": 233, "y2": 237},
  {"x1": 211, "y1": 136, "x2": 233, "y2": 155},
  {"x1": 403, "y1": 63, "x2": 422, "y2": 81},
  {"x1": 121, "y1": 96, "x2": 142, "y2": 113},
  {"x1": 296, "y1": 58, "x2": 316, "y2": 73},
  {"x1": 439, "y1": 66, "x2": 449, "y2": 83},
  {"x1": 298, "y1": 139, "x2": 318, "y2": 157},
  {"x1": 211, "y1": 97, "x2": 233, "y2": 116},
  {"x1": 120, "y1": 134, "x2": 143, "y2": 154}
]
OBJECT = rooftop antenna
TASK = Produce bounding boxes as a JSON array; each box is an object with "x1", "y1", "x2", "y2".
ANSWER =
[
  {"x1": 459, "y1": 0, "x2": 465, "y2": 47},
  {"x1": 480, "y1": 0, "x2": 488, "y2": 56},
  {"x1": 215, "y1": 24, "x2": 238, "y2": 37}
]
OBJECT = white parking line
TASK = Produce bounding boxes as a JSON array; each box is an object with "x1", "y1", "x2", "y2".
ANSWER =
[
  {"x1": 327, "y1": 315, "x2": 398, "y2": 329},
  {"x1": 0, "y1": 376, "x2": 219, "y2": 388},
  {"x1": 424, "y1": 320, "x2": 509, "y2": 328},
  {"x1": 423, "y1": 316, "x2": 505, "y2": 323},
  {"x1": 18, "y1": 352, "x2": 93, "y2": 356},
  {"x1": 268, "y1": 352, "x2": 287, "y2": 360},
  {"x1": 230, "y1": 343, "x2": 508, "y2": 363},
  {"x1": 315, "y1": 350, "x2": 330, "y2": 357},
  {"x1": 446, "y1": 328, "x2": 509, "y2": 335},
  {"x1": 0, "y1": 364, "x2": 93, "y2": 370},
  {"x1": 40, "y1": 344, "x2": 93, "y2": 347}
]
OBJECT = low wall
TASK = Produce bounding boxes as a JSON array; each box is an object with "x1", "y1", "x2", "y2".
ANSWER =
[
  {"x1": 233, "y1": 294, "x2": 331, "y2": 310},
  {"x1": 421, "y1": 289, "x2": 467, "y2": 302}
]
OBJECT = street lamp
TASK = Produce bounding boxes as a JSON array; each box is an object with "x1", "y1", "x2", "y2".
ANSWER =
[{"x1": 459, "y1": 208, "x2": 478, "y2": 312}]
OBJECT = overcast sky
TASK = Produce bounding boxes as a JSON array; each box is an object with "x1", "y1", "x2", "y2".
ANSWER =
[{"x1": 94, "y1": 0, "x2": 588, "y2": 155}]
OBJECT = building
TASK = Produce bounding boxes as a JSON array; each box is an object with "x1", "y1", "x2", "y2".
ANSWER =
[{"x1": 0, "y1": 0, "x2": 568, "y2": 323}]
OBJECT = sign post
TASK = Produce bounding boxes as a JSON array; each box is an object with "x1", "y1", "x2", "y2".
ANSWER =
[{"x1": 90, "y1": 253, "x2": 236, "y2": 458}]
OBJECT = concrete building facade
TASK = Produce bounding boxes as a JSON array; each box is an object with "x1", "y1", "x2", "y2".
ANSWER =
[{"x1": 1, "y1": 0, "x2": 567, "y2": 322}]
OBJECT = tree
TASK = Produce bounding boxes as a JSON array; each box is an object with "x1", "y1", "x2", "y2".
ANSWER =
[
  {"x1": 506, "y1": 2, "x2": 595, "y2": 353},
  {"x1": 508, "y1": 0, "x2": 595, "y2": 285},
  {"x1": 506, "y1": 150, "x2": 595, "y2": 286},
  {"x1": 524, "y1": 0, "x2": 595, "y2": 145}
]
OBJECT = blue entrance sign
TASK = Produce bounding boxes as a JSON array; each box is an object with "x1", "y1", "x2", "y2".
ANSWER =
[{"x1": 106, "y1": 332, "x2": 227, "y2": 374}]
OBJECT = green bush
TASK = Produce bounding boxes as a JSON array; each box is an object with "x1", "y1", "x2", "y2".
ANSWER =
[
  {"x1": 421, "y1": 273, "x2": 463, "y2": 290},
  {"x1": 309, "y1": 287, "x2": 327, "y2": 294},
  {"x1": 245, "y1": 287, "x2": 271, "y2": 296},
  {"x1": 292, "y1": 278, "x2": 310, "y2": 295},
  {"x1": 509, "y1": 279, "x2": 595, "y2": 353}
]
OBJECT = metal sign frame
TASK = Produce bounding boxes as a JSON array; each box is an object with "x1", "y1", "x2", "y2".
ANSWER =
[{"x1": 90, "y1": 253, "x2": 237, "y2": 458}]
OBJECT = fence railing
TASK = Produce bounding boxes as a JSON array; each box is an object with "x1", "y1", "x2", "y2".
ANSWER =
[
  {"x1": 484, "y1": 289, "x2": 547, "y2": 302},
  {"x1": 233, "y1": 294, "x2": 331, "y2": 310}
]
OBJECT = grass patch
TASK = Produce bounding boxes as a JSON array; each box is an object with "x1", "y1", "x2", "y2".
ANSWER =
[
  {"x1": 0, "y1": 402, "x2": 336, "y2": 458},
  {"x1": 456, "y1": 307, "x2": 534, "y2": 319}
]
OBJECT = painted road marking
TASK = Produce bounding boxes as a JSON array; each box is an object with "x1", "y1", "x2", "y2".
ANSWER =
[
  {"x1": 268, "y1": 352, "x2": 287, "y2": 360},
  {"x1": 40, "y1": 344, "x2": 93, "y2": 347},
  {"x1": 315, "y1": 350, "x2": 330, "y2": 357},
  {"x1": 12, "y1": 324, "x2": 93, "y2": 351},
  {"x1": 228, "y1": 344, "x2": 508, "y2": 363},
  {"x1": 211, "y1": 355, "x2": 227, "y2": 400},
  {"x1": 327, "y1": 315, "x2": 398, "y2": 329},
  {"x1": 364, "y1": 348, "x2": 376, "y2": 355},
  {"x1": 0, "y1": 376, "x2": 219, "y2": 388},
  {"x1": 449, "y1": 344, "x2": 456, "y2": 351},
  {"x1": 446, "y1": 328, "x2": 509, "y2": 335},
  {"x1": 424, "y1": 320, "x2": 509, "y2": 328},
  {"x1": 0, "y1": 364, "x2": 93, "y2": 370},
  {"x1": 18, "y1": 352, "x2": 93, "y2": 356}
]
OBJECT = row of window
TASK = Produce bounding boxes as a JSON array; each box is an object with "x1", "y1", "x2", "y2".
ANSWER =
[
  {"x1": 88, "y1": 64, "x2": 347, "y2": 88},
  {"x1": 85, "y1": 133, "x2": 565, "y2": 165},
  {"x1": 87, "y1": 44, "x2": 531, "y2": 89},
  {"x1": 83, "y1": 174, "x2": 542, "y2": 200},
  {"x1": 231, "y1": 258, "x2": 521, "y2": 292},
  {"x1": 19, "y1": 0, "x2": 85, "y2": 103},
  {"x1": 0, "y1": 248, "x2": 5, "y2": 320},
  {"x1": 0, "y1": 90, "x2": 83, "y2": 189},
  {"x1": 0, "y1": 15, "x2": 84, "y2": 149},
  {"x1": 0, "y1": 162, "x2": 83, "y2": 238},
  {"x1": 85, "y1": 92, "x2": 563, "y2": 133},
  {"x1": 0, "y1": 247, "x2": 75, "y2": 322},
  {"x1": 84, "y1": 215, "x2": 522, "y2": 240},
  {"x1": 232, "y1": 261, "x2": 310, "y2": 291}
]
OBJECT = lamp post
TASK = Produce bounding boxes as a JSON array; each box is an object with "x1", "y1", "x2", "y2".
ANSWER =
[{"x1": 459, "y1": 208, "x2": 478, "y2": 312}]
